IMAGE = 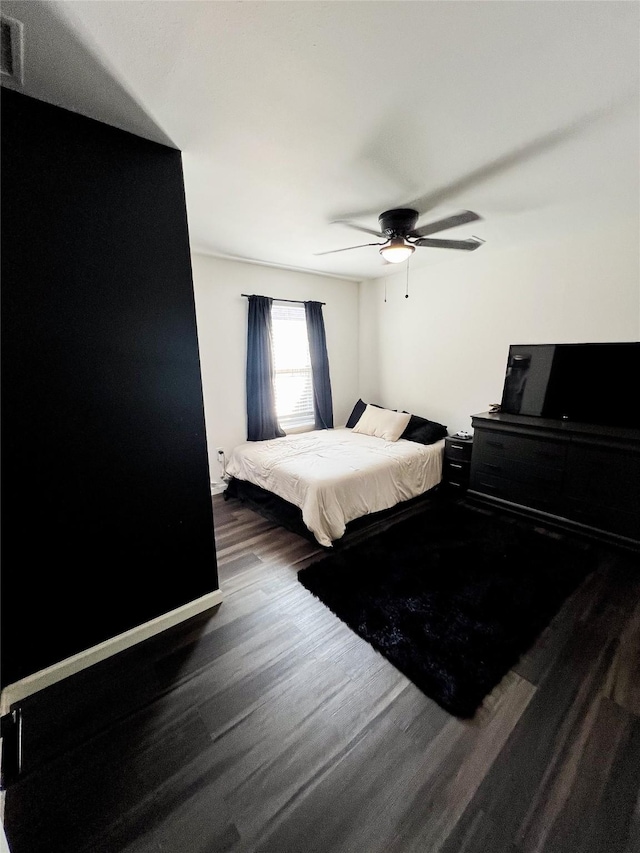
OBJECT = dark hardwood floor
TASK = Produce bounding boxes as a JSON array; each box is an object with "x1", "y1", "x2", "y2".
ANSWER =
[{"x1": 3, "y1": 493, "x2": 640, "y2": 853}]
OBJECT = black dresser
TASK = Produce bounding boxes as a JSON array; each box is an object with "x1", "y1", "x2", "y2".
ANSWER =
[{"x1": 468, "y1": 412, "x2": 640, "y2": 551}]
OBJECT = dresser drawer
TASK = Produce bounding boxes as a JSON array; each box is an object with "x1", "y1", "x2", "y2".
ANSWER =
[
  {"x1": 564, "y1": 445, "x2": 640, "y2": 513},
  {"x1": 473, "y1": 456, "x2": 564, "y2": 487},
  {"x1": 469, "y1": 471, "x2": 558, "y2": 512},
  {"x1": 474, "y1": 429, "x2": 566, "y2": 468}
]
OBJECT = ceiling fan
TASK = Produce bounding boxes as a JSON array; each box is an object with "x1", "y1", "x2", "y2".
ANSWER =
[{"x1": 315, "y1": 209, "x2": 484, "y2": 263}]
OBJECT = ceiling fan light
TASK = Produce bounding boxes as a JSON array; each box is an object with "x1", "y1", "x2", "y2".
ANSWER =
[{"x1": 379, "y1": 239, "x2": 415, "y2": 264}]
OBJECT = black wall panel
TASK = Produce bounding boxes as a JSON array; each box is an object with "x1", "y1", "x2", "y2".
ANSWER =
[{"x1": 1, "y1": 89, "x2": 218, "y2": 687}]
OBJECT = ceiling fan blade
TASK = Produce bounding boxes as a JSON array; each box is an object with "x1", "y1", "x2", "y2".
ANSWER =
[
  {"x1": 404, "y1": 97, "x2": 632, "y2": 217},
  {"x1": 314, "y1": 242, "x2": 385, "y2": 256},
  {"x1": 333, "y1": 93, "x2": 634, "y2": 225},
  {"x1": 415, "y1": 237, "x2": 482, "y2": 251},
  {"x1": 409, "y1": 210, "x2": 481, "y2": 238},
  {"x1": 331, "y1": 220, "x2": 384, "y2": 238}
]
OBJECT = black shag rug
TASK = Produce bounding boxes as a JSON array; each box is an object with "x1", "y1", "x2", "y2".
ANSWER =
[{"x1": 298, "y1": 502, "x2": 594, "y2": 718}]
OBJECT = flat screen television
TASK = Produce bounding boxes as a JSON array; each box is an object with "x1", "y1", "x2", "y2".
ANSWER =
[{"x1": 500, "y1": 342, "x2": 640, "y2": 429}]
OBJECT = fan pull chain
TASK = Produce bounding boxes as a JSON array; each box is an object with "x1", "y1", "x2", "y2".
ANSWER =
[
  {"x1": 405, "y1": 258, "x2": 410, "y2": 299},
  {"x1": 384, "y1": 280, "x2": 387, "y2": 303}
]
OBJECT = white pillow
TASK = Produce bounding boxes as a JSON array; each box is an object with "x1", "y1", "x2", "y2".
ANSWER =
[{"x1": 352, "y1": 405, "x2": 411, "y2": 442}]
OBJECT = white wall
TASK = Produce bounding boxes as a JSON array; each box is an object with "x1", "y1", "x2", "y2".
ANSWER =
[
  {"x1": 192, "y1": 217, "x2": 638, "y2": 486},
  {"x1": 191, "y1": 254, "x2": 359, "y2": 486},
  {"x1": 358, "y1": 217, "x2": 640, "y2": 435}
]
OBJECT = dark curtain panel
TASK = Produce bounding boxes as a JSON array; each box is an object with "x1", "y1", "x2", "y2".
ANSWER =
[
  {"x1": 246, "y1": 295, "x2": 285, "y2": 441},
  {"x1": 305, "y1": 301, "x2": 334, "y2": 429}
]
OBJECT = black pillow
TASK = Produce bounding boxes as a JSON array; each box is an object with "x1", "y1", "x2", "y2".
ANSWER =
[
  {"x1": 345, "y1": 399, "x2": 384, "y2": 428},
  {"x1": 401, "y1": 413, "x2": 448, "y2": 445}
]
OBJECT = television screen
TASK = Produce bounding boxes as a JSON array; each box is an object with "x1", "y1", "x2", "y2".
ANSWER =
[{"x1": 500, "y1": 342, "x2": 640, "y2": 428}]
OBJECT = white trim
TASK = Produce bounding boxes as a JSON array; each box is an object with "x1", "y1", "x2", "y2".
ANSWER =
[
  {"x1": 284, "y1": 423, "x2": 316, "y2": 435},
  {"x1": 0, "y1": 589, "x2": 224, "y2": 714}
]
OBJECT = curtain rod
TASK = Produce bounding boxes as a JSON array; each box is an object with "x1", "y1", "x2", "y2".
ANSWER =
[{"x1": 241, "y1": 293, "x2": 325, "y2": 306}]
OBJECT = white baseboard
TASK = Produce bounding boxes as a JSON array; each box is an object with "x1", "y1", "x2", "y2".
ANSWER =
[{"x1": 0, "y1": 589, "x2": 224, "y2": 714}]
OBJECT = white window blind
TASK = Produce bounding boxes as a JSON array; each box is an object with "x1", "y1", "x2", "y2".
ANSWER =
[{"x1": 271, "y1": 302, "x2": 314, "y2": 430}]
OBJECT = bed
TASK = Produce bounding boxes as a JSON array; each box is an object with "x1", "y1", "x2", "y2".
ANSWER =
[{"x1": 224, "y1": 402, "x2": 447, "y2": 547}]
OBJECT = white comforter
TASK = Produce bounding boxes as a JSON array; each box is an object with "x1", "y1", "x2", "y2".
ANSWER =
[{"x1": 225, "y1": 428, "x2": 444, "y2": 547}]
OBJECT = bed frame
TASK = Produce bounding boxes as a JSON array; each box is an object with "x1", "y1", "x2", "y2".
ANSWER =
[{"x1": 224, "y1": 476, "x2": 444, "y2": 549}]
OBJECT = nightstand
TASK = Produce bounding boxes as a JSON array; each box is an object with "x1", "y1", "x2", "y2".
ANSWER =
[{"x1": 443, "y1": 436, "x2": 474, "y2": 496}]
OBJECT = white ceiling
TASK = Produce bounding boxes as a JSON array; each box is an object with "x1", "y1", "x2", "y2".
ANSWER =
[{"x1": 3, "y1": 0, "x2": 639, "y2": 280}]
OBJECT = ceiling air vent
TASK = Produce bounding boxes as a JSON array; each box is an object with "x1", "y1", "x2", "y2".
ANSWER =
[{"x1": 1, "y1": 14, "x2": 24, "y2": 89}]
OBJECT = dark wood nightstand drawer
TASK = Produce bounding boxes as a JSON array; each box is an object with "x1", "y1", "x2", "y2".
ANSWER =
[
  {"x1": 444, "y1": 458, "x2": 470, "y2": 486},
  {"x1": 443, "y1": 478, "x2": 469, "y2": 495},
  {"x1": 444, "y1": 437, "x2": 473, "y2": 462}
]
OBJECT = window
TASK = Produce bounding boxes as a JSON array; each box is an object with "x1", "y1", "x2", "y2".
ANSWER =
[{"x1": 271, "y1": 301, "x2": 314, "y2": 430}]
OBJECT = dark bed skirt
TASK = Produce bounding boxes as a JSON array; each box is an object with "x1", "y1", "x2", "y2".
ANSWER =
[{"x1": 223, "y1": 477, "x2": 444, "y2": 549}]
